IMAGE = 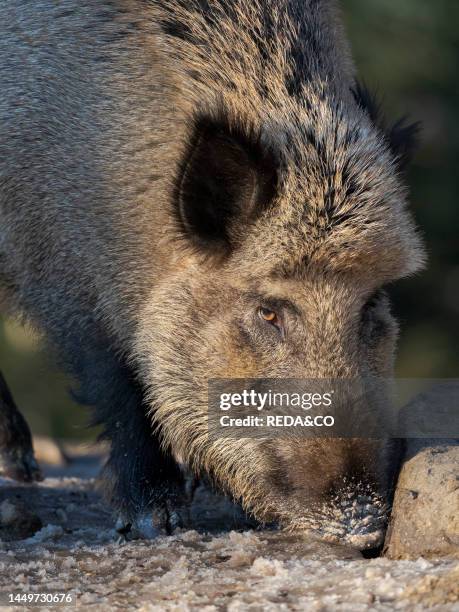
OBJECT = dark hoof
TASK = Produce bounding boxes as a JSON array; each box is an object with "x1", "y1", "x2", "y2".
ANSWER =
[
  {"x1": 152, "y1": 500, "x2": 190, "y2": 534},
  {"x1": 0, "y1": 448, "x2": 43, "y2": 482},
  {"x1": 115, "y1": 499, "x2": 191, "y2": 542},
  {"x1": 115, "y1": 516, "x2": 158, "y2": 542}
]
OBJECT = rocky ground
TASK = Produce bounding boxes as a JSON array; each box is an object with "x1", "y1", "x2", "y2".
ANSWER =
[{"x1": 0, "y1": 439, "x2": 457, "y2": 611}]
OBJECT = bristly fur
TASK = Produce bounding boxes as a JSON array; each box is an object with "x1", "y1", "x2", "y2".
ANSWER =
[
  {"x1": 351, "y1": 82, "x2": 421, "y2": 171},
  {"x1": 0, "y1": 0, "x2": 426, "y2": 547}
]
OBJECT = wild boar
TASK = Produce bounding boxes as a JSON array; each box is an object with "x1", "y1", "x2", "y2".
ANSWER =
[{"x1": 0, "y1": 0, "x2": 425, "y2": 549}]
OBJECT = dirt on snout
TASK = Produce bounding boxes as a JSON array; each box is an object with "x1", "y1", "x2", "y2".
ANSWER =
[{"x1": 0, "y1": 445, "x2": 457, "y2": 611}]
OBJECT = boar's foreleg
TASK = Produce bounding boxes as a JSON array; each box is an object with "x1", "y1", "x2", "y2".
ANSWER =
[
  {"x1": 83, "y1": 352, "x2": 187, "y2": 538},
  {"x1": 0, "y1": 370, "x2": 42, "y2": 482}
]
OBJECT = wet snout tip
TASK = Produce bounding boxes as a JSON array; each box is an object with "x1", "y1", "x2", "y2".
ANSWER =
[
  {"x1": 337, "y1": 496, "x2": 388, "y2": 550},
  {"x1": 290, "y1": 494, "x2": 389, "y2": 552},
  {"x1": 343, "y1": 527, "x2": 385, "y2": 551}
]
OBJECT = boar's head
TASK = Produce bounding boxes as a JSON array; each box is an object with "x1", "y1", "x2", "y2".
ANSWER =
[{"x1": 135, "y1": 94, "x2": 425, "y2": 550}]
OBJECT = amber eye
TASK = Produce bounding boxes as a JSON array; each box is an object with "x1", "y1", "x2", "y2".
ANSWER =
[{"x1": 259, "y1": 307, "x2": 280, "y2": 327}]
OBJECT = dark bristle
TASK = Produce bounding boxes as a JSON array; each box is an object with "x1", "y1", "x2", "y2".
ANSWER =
[
  {"x1": 351, "y1": 82, "x2": 382, "y2": 124},
  {"x1": 160, "y1": 18, "x2": 193, "y2": 43},
  {"x1": 387, "y1": 118, "x2": 421, "y2": 171},
  {"x1": 351, "y1": 82, "x2": 421, "y2": 171}
]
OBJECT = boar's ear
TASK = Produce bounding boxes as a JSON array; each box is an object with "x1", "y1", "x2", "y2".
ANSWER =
[
  {"x1": 351, "y1": 83, "x2": 420, "y2": 171},
  {"x1": 176, "y1": 116, "x2": 278, "y2": 252}
]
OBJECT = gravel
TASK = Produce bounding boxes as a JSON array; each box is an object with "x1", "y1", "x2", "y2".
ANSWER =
[{"x1": 0, "y1": 451, "x2": 457, "y2": 610}]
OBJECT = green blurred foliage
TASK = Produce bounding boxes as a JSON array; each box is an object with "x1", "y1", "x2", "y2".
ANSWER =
[
  {"x1": 0, "y1": 0, "x2": 458, "y2": 439},
  {"x1": 0, "y1": 319, "x2": 89, "y2": 440},
  {"x1": 343, "y1": 0, "x2": 459, "y2": 377}
]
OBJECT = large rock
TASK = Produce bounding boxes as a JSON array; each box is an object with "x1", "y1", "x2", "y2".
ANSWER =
[{"x1": 385, "y1": 438, "x2": 458, "y2": 559}]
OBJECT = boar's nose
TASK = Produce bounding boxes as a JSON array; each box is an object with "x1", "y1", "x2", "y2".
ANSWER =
[{"x1": 324, "y1": 492, "x2": 388, "y2": 551}]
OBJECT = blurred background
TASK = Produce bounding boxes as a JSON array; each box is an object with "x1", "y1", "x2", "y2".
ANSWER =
[{"x1": 0, "y1": 0, "x2": 458, "y2": 441}]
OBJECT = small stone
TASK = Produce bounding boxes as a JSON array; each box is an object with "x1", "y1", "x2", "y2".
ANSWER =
[
  {"x1": 25, "y1": 524, "x2": 64, "y2": 543},
  {"x1": 56, "y1": 508, "x2": 68, "y2": 523},
  {"x1": 0, "y1": 500, "x2": 42, "y2": 541},
  {"x1": 0, "y1": 500, "x2": 18, "y2": 525}
]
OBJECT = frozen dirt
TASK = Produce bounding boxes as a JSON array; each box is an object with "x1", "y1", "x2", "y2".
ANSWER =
[{"x1": 0, "y1": 447, "x2": 458, "y2": 611}]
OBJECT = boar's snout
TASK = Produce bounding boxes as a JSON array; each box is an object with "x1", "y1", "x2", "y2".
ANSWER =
[
  {"x1": 287, "y1": 480, "x2": 389, "y2": 551},
  {"x1": 319, "y1": 489, "x2": 388, "y2": 551},
  {"x1": 271, "y1": 437, "x2": 401, "y2": 551}
]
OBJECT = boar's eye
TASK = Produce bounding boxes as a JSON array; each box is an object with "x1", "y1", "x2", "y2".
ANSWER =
[
  {"x1": 363, "y1": 289, "x2": 385, "y2": 313},
  {"x1": 361, "y1": 290, "x2": 391, "y2": 338},
  {"x1": 258, "y1": 307, "x2": 282, "y2": 333}
]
